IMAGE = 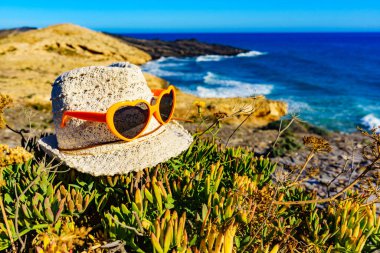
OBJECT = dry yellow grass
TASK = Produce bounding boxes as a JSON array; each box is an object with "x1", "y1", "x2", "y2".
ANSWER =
[{"x1": 0, "y1": 23, "x2": 151, "y2": 100}]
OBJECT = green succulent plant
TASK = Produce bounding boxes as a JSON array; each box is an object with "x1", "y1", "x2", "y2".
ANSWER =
[{"x1": 0, "y1": 135, "x2": 379, "y2": 252}]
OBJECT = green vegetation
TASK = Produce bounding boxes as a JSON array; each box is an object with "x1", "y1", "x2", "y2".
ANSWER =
[
  {"x1": 1, "y1": 94, "x2": 380, "y2": 252},
  {"x1": 0, "y1": 131, "x2": 380, "y2": 252},
  {"x1": 269, "y1": 133, "x2": 302, "y2": 157},
  {"x1": 265, "y1": 119, "x2": 330, "y2": 138}
]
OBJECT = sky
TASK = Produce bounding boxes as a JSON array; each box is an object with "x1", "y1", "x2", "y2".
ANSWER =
[{"x1": 1, "y1": 0, "x2": 380, "y2": 32}]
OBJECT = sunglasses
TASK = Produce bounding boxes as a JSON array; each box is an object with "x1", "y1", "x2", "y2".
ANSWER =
[{"x1": 60, "y1": 85, "x2": 176, "y2": 141}]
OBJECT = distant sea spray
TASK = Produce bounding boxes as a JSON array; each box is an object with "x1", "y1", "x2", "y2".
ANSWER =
[
  {"x1": 361, "y1": 114, "x2": 380, "y2": 133},
  {"x1": 142, "y1": 57, "x2": 189, "y2": 77},
  {"x1": 197, "y1": 72, "x2": 273, "y2": 98},
  {"x1": 195, "y1": 50, "x2": 266, "y2": 62}
]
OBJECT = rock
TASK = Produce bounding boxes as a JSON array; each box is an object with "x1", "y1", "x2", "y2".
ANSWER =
[
  {"x1": 0, "y1": 26, "x2": 36, "y2": 39},
  {"x1": 109, "y1": 35, "x2": 249, "y2": 59}
]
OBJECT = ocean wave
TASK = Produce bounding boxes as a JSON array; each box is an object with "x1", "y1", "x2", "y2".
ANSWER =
[
  {"x1": 280, "y1": 99, "x2": 312, "y2": 113},
  {"x1": 195, "y1": 55, "x2": 231, "y2": 62},
  {"x1": 156, "y1": 56, "x2": 192, "y2": 63},
  {"x1": 196, "y1": 50, "x2": 266, "y2": 62},
  {"x1": 195, "y1": 86, "x2": 271, "y2": 98},
  {"x1": 195, "y1": 72, "x2": 273, "y2": 98},
  {"x1": 156, "y1": 57, "x2": 168, "y2": 63},
  {"x1": 361, "y1": 114, "x2": 380, "y2": 132},
  {"x1": 143, "y1": 58, "x2": 203, "y2": 80},
  {"x1": 142, "y1": 61, "x2": 180, "y2": 77},
  {"x1": 237, "y1": 50, "x2": 266, "y2": 57}
]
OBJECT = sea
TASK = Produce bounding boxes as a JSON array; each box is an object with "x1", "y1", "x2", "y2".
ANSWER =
[{"x1": 121, "y1": 33, "x2": 380, "y2": 133}]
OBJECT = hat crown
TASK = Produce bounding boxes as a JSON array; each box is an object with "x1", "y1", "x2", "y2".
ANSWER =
[{"x1": 52, "y1": 62, "x2": 158, "y2": 149}]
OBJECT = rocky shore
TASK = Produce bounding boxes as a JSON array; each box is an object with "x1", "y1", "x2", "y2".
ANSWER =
[{"x1": 110, "y1": 34, "x2": 248, "y2": 59}]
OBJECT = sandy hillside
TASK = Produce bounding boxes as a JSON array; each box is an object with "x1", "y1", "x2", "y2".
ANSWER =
[{"x1": 0, "y1": 23, "x2": 151, "y2": 101}]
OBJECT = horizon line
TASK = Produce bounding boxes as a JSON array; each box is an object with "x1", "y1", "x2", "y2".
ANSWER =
[
  {"x1": 110, "y1": 31, "x2": 380, "y2": 34},
  {"x1": 2, "y1": 26, "x2": 380, "y2": 34}
]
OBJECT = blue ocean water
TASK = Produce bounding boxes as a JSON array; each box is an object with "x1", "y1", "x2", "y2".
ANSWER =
[{"x1": 123, "y1": 33, "x2": 380, "y2": 132}]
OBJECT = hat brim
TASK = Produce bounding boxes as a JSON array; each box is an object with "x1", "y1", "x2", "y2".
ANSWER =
[{"x1": 38, "y1": 121, "x2": 193, "y2": 176}]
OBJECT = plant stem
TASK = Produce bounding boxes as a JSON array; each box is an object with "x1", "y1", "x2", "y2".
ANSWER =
[
  {"x1": 272, "y1": 116, "x2": 297, "y2": 149},
  {"x1": 108, "y1": 214, "x2": 144, "y2": 236},
  {"x1": 225, "y1": 109, "x2": 255, "y2": 147},
  {"x1": 274, "y1": 156, "x2": 380, "y2": 205},
  {"x1": 293, "y1": 151, "x2": 315, "y2": 183},
  {"x1": 5, "y1": 124, "x2": 28, "y2": 145},
  {"x1": 0, "y1": 194, "x2": 17, "y2": 252}
]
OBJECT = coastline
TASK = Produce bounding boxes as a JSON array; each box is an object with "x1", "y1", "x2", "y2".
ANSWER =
[
  {"x1": 3, "y1": 26, "x2": 378, "y2": 134},
  {"x1": 134, "y1": 32, "x2": 380, "y2": 134},
  {"x1": 108, "y1": 33, "x2": 249, "y2": 59}
]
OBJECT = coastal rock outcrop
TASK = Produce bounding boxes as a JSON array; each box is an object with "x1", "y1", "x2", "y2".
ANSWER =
[
  {"x1": 111, "y1": 35, "x2": 249, "y2": 59},
  {"x1": 144, "y1": 73, "x2": 287, "y2": 126},
  {"x1": 0, "y1": 26, "x2": 35, "y2": 39}
]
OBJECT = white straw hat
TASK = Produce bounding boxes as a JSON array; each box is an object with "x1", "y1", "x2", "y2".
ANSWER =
[{"x1": 38, "y1": 62, "x2": 193, "y2": 176}]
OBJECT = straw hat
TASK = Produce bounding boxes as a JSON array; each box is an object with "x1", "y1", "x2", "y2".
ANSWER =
[{"x1": 38, "y1": 62, "x2": 193, "y2": 176}]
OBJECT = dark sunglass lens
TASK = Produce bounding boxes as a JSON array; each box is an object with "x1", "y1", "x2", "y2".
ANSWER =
[
  {"x1": 113, "y1": 103, "x2": 149, "y2": 139},
  {"x1": 159, "y1": 90, "x2": 174, "y2": 122}
]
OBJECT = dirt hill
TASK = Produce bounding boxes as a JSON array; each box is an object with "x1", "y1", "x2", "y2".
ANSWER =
[{"x1": 0, "y1": 23, "x2": 151, "y2": 100}]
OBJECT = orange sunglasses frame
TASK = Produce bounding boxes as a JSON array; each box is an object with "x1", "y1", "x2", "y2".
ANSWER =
[{"x1": 60, "y1": 85, "x2": 176, "y2": 141}]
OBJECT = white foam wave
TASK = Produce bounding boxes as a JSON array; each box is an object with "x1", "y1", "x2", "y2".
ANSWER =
[
  {"x1": 143, "y1": 58, "x2": 203, "y2": 80},
  {"x1": 156, "y1": 57, "x2": 168, "y2": 62},
  {"x1": 237, "y1": 50, "x2": 266, "y2": 57},
  {"x1": 195, "y1": 72, "x2": 272, "y2": 98},
  {"x1": 195, "y1": 55, "x2": 231, "y2": 62},
  {"x1": 361, "y1": 114, "x2": 380, "y2": 132},
  {"x1": 196, "y1": 50, "x2": 266, "y2": 62},
  {"x1": 142, "y1": 61, "x2": 179, "y2": 76},
  {"x1": 284, "y1": 100, "x2": 312, "y2": 114},
  {"x1": 156, "y1": 56, "x2": 192, "y2": 63}
]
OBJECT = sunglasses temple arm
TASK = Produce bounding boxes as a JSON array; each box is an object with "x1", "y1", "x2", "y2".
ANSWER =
[
  {"x1": 151, "y1": 85, "x2": 175, "y2": 96},
  {"x1": 61, "y1": 111, "x2": 107, "y2": 127},
  {"x1": 172, "y1": 117, "x2": 194, "y2": 123},
  {"x1": 151, "y1": 89, "x2": 164, "y2": 96}
]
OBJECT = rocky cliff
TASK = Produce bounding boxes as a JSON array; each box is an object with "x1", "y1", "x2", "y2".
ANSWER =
[
  {"x1": 110, "y1": 35, "x2": 248, "y2": 59},
  {"x1": 0, "y1": 27, "x2": 36, "y2": 39}
]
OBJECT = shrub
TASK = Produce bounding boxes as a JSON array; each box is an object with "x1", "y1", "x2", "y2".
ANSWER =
[
  {"x1": 0, "y1": 133, "x2": 379, "y2": 252},
  {"x1": 1, "y1": 96, "x2": 379, "y2": 252}
]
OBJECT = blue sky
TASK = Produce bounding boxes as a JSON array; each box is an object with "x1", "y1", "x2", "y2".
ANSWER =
[{"x1": 1, "y1": 0, "x2": 380, "y2": 32}]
